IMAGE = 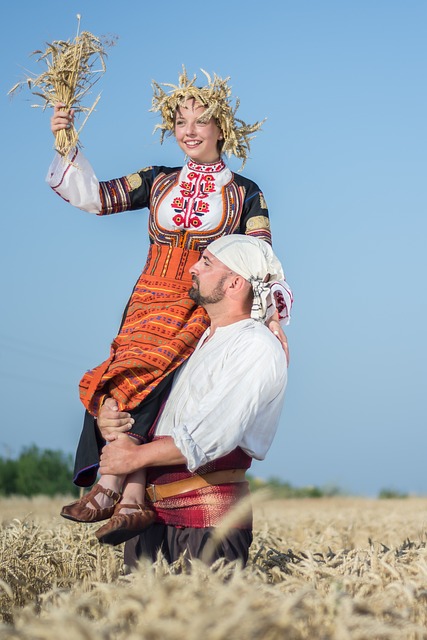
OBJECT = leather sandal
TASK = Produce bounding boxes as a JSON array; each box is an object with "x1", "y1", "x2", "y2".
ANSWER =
[
  {"x1": 95, "y1": 503, "x2": 156, "y2": 546},
  {"x1": 60, "y1": 484, "x2": 121, "y2": 523}
]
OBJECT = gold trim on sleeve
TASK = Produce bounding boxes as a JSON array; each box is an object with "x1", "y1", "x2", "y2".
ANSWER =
[
  {"x1": 259, "y1": 193, "x2": 268, "y2": 210},
  {"x1": 246, "y1": 215, "x2": 270, "y2": 232},
  {"x1": 126, "y1": 172, "x2": 143, "y2": 190}
]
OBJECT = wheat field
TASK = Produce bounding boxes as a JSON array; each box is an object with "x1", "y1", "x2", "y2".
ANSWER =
[{"x1": 1, "y1": 496, "x2": 427, "y2": 639}]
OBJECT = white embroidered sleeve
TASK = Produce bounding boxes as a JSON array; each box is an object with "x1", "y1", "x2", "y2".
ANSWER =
[
  {"x1": 270, "y1": 279, "x2": 293, "y2": 326},
  {"x1": 46, "y1": 148, "x2": 102, "y2": 213}
]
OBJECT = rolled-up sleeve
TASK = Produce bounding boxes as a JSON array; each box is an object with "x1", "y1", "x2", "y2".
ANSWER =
[{"x1": 170, "y1": 425, "x2": 209, "y2": 472}]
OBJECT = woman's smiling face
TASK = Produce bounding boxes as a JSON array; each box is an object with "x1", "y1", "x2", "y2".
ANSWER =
[{"x1": 174, "y1": 98, "x2": 223, "y2": 163}]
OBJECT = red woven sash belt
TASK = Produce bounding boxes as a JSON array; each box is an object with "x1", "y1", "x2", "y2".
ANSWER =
[{"x1": 146, "y1": 469, "x2": 247, "y2": 502}]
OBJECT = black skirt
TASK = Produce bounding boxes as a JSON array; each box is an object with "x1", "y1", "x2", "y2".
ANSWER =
[{"x1": 72, "y1": 370, "x2": 175, "y2": 487}]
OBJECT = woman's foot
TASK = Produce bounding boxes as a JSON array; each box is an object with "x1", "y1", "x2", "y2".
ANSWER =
[
  {"x1": 60, "y1": 484, "x2": 121, "y2": 523},
  {"x1": 95, "y1": 503, "x2": 155, "y2": 545}
]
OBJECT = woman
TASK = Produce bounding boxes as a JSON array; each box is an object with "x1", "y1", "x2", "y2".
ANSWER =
[{"x1": 49, "y1": 68, "x2": 292, "y2": 543}]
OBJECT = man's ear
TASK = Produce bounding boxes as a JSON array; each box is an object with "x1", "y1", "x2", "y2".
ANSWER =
[{"x1": 228, "y1": 275, "x2": 247, "y2": 292}]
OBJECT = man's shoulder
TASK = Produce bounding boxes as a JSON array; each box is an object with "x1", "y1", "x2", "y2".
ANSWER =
[{"x1": 229, "y1": 320, "x2": 286, "y2": 363}]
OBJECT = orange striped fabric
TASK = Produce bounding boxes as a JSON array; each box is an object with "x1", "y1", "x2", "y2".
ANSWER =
[{"x1": 79, "y1": 245, "x2": 209, "y2": 416}]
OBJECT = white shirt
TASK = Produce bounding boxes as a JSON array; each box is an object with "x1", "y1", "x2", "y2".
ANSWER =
[{"x1": 155, "y1": 318, "x2": 287, "y2": 472}]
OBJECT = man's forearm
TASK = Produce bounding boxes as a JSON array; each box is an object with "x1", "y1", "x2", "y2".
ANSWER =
[
  {"x1": 138, "y1": 437, "x2": 187, "y2": 468},
  {"x1": 99, "y1": 434, "x2": 187, "y2": 476}
]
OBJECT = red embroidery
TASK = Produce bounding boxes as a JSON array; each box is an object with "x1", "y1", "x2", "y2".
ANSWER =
[
  {"x1": 274, "y1": 290, "x2": 286, "y2": 314},
  {"x1": 196, "y1": 201, "x2": 209, "y2": 213},
  {"x1": 171, "y1": 168, "x2": 217, "y2": 228},
  {"x1": 173, "y1": 214, "x2": 184, "y2": 225},
  {"x1": 172, "y1": 197, "x2": 184, "y2": 209}
]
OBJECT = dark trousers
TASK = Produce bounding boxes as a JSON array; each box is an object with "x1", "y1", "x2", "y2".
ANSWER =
[{"x1": 132, "y1": 524, "x2": 253, "y2": 568}]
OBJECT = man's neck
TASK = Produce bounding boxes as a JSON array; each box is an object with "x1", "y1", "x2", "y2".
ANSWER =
[{"x1": 206, "y1": 308, "x2": 251, "y2": 337}]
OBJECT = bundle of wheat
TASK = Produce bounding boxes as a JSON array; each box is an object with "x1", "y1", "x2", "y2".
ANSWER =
[{"x1": 8, "y1": 17, "x2": 114, "y2": 157}]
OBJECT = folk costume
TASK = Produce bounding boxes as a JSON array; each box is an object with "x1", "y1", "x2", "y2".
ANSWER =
[
  {"x1": 46, "y1": 69, "x2": 293, "y2": 487},
  {"x1": 133, "y1": 237, "x2": 288, "y2": 564},
  {"x1": 147, "y1": 318, "x2": 287, "y2": 526}
]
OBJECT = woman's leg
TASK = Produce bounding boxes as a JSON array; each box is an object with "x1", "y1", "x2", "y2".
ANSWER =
[
  {"x1": 119, "y1": 468, "x2": 147, "y2": 509},
  {"x1": 94, "y1": 466, "x2": 155, "y2": 545}
]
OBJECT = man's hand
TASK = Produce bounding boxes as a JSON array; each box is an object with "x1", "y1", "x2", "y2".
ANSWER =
[
  {"x1": 99, "y1": 433, "x2": 142, "y2": 476},
  {"x1": 97, "y1": 397, "x2": 135, "y2": 442},
  {"x1": 99, "y1": 435, "x2": 187, "y2": 476}
]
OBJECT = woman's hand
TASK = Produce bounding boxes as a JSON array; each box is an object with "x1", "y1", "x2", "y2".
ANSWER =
[
  {"x1": 50, "y1": 103, "x2": 75, "y2": 136},
  {"x1": 267, "y1": 312, "x2": 289, "y2": 365}
]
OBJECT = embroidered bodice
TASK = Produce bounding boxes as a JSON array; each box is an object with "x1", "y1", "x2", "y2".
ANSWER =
[{"x1": 156, "y1": 159, "x2": 231, "y2": 232}]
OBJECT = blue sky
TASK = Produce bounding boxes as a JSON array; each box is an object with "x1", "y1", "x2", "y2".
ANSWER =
[{"x1": 2, "y1": 1, "x2": 426, "y2": 496}]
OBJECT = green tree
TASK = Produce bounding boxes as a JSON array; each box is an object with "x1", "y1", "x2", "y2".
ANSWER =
[
  {"x1": 0, "y1": 457, "x2": 18, "y2": 495},
  {"x1": 14, "y1": 445, "x2": 78, "y2": 497},
  {"x1": 247, "y1": 474, "x2": 343, "y2": 498},
  {"x1": 378, "y1": 488, "x2": 408, "y2": 499}
]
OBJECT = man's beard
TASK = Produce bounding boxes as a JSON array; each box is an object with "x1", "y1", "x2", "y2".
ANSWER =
[{"x1": 189, "y1": 275, "x2": 228, "y2": 306}]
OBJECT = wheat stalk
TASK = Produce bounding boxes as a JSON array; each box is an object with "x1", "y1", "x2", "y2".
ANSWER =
[{"x1": 8, "y1": 16, "x2": 116, "y2": 157}]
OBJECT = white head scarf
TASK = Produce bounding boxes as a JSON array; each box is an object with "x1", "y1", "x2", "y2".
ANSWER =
[{"x1": 208, "y1": 235, "x2": 285, "y2": 322}]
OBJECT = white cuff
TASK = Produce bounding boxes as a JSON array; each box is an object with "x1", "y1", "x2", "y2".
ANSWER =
[
  {"x1": 46, "y1": 148, "x2": 102, "y2": 213},
  {"x1": 171, "y1": 424, "x2": 208, "y2": 472}
]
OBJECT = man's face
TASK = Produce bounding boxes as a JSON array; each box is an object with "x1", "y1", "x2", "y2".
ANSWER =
[{"x1": 189, "y1": 250, "x2": 232, "y2": 306}]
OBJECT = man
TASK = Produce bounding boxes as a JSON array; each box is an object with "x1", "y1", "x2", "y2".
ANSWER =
[{"x1": 97, "y1": 235, "x2": 289, "y2": 566}]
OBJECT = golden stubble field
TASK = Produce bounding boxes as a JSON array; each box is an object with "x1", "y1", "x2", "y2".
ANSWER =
[{"x1": 1, "y1": 495, "x2": 427, "y2": 639}]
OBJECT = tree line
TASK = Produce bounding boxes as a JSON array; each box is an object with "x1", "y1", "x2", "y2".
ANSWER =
[
  {"x1": 0, "y1": 446, "x2": 338, "y2": 498},
  {"x1": 0, "y1": 446, "x2": 409, "y2": 498},
  {"x1": 0, "y1": 446, "x2": 78, "y2": 497}
]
